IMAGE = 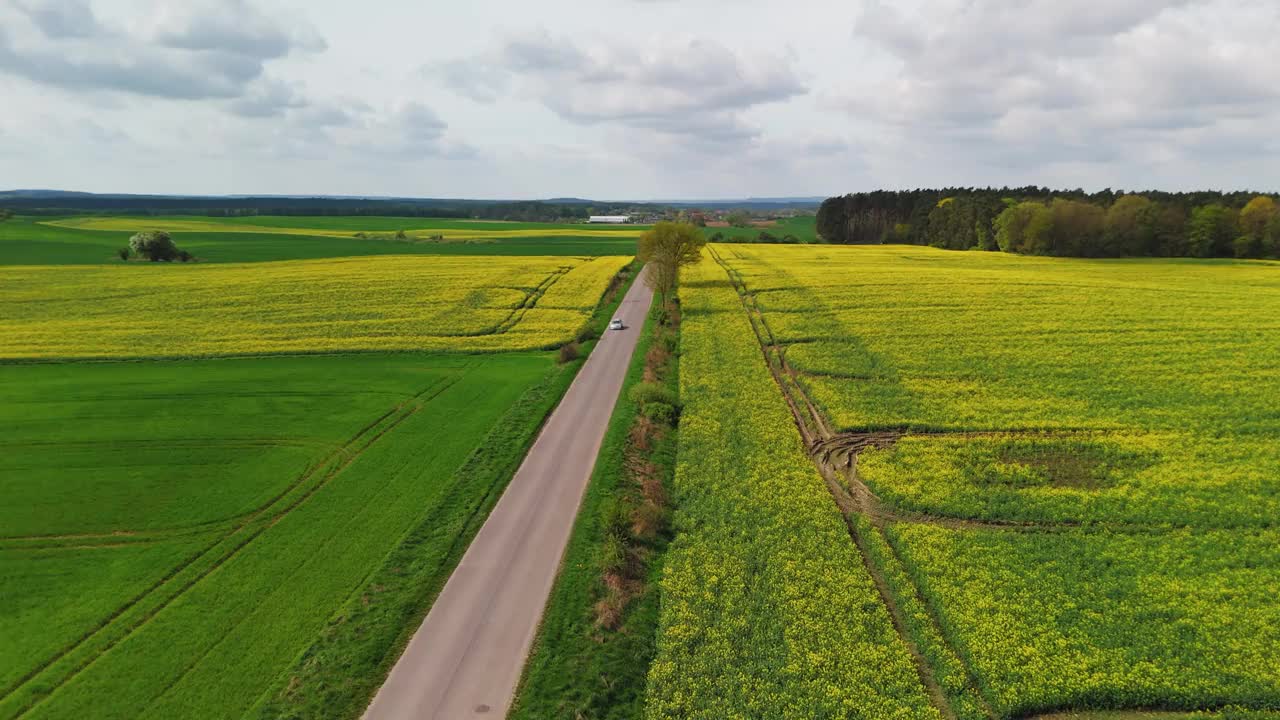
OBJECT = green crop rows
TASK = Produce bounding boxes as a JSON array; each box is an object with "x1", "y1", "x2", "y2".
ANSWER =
[
  {"x1": 0, "y1": 215, "x2": 640, "y2": 264},
  {"x1": 0, "y1": 351, "x2": 556, "y2": 720}
]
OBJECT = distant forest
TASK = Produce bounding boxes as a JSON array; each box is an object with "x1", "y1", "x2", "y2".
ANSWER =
[
  {"x1": 0, "y1": 192, "x2": 819, "y2": 220},
  {"x1": 0, "y1": 196, "x2": 603, "y2": 222},
  {"x1": 817, "y1": 188, "x2": 1280, "y2": 259}
]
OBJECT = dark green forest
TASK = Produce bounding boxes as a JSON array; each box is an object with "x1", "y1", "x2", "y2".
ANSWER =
[
  {"x1": 817, "y1": 188, "x2": 1280, "y2": 258},
  {"x1": 0, "y1": 196, "x2": 598, "y2": 222}
]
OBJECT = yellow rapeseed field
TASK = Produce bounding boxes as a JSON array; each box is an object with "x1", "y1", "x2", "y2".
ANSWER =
[
  {"x1": 0, "y1": 255, "x2": 630, "y2": 359},
  {"x1": 706, "y1": 243, "x2": 1280, "y2": 717},
  {"x1": 646, "y1": 256, "x2": 938, "y2": 719}
]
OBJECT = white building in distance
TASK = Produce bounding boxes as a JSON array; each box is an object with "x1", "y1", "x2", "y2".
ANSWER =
[{"x1": 587, "y1": 215, "x2": 632, "y2": 224}]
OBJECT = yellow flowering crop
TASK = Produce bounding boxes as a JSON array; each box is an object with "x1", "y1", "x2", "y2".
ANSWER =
[
  {"x1": 709, "y1": 243, "x2": 1280, "y2": 716},
  {"x1": 645, "y1": 257, "x2": 938, "y2": 719},
  {"x1": 0, "y1": 255, "x2": 630, "y2": 360}
]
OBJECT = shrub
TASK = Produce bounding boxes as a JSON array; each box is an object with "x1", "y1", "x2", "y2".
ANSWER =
[
  {"x1": 558, "y1": 342, "x2": 580, "y2": 363},
  {"x1": 117, "y1": 248, "x2": 130, "y2": 261},
  {"x1": 597, "y1": 533, "x2": 627, "y2": 574},
  {"x1": 643, "y1": 401, "x2": 677, "y2": 426},
  {"x1": 128, "y1": 231, "x2": 180, "y2": 262},
  {"x1": 657, "y1": 332, "x2": 678, "y2": 355},
  {"x1": 628, "y1": 381, "x2": 677, "y2": 408},
  {"x1": 631, "y1": 500, "x2": 666, "y2": 540},
  {"x1": 645, "y1": 341, "x2": 672, "y2": 371},
  {"x1": 576, "y1": 324, "x2": 599, "y2": 343}
]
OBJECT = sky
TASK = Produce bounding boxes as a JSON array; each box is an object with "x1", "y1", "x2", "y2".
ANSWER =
[{"x1": 0, "y1": 0, "x2": 1277, "y2": 199}]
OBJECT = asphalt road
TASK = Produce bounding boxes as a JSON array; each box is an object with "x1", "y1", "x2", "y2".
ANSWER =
[{"x1": 362, "y1": 267, "x2": 653, "y2": 720}]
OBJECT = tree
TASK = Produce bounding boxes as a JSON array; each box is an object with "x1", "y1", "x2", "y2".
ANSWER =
[
  {"x1": 0, "y1": 209, "x2": 13, "y2": 222},
  {"x1": 128, "y1": 231, "x2": 180, "y2": 261},
  {"x1": 1136, "y1": 202, "x2": 1186, "y2": 256},
  {"x1": 1233, "y1": 234, "x2": 1261, "y2": 259},
  {"x1": 637, "y1": 222, "x2": 706, "y2": 300},
  {"x1": 926, "y1": 198, "x2": 957, "y2": 249},
  {"x1": 1264, "y1": 213, "x2": 1280, "y2": 257},
  {"x1": 995, "y1": 202, "x2": 1052, "y2": 254},
  {"x1": 724, "y1": 210, "x2": 752, "y2": 228},
  {"x1": 1240, "y1": 196, "x2": 1277, "y2": 241},
  {"x1": 117, "y1": 247, "x2": 130, "y2": 261},
  {"x1": 1049, "y1": 198, "x2": 1105, "y2": 256},
  {"x1": 975, "y1": 219, "x2": 996, "y2": 250},
  {"x1": 1104, "y1": 195, "x2": 1153, "y2": 256},
  {"x1": 1186, "y1": 205, "x2": 1236, "y2": 257}
]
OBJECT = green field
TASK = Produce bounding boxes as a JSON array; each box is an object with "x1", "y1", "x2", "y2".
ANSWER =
[
  {"x1": 676, "y1": 243, "x2": 1280, "y2": 718},
  {"x1": 703, "y1": 215, "x2": 819, "y2": 243},
  {"x1": 0, "y1": 216, "x2": 640, "y2": 264},
  {"x1": 0, "y1": 353, "x2": 568, "y2": 719},
  {"x1": 0, "y1": 211, "x2": 637, "y2": 720}
]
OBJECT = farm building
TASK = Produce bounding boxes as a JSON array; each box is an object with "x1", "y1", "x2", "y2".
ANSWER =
[{"x1": 587, "y1": 215, "x2": 631, "y2": 224}]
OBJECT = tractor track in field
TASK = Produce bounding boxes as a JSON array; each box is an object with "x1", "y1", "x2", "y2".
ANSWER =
[
  {"x1": 493, "y1": 265, "x2": 574, "y2": 335},
  {"x1": 2, "y1": 368, "x2": 471, "y2": 717},
  {"x1": 709, "y1": 247, "x2": 1265, "y2": 720},
  {"x1": 710, "y1": 246, "x2": 966, "y2": 720},
  {"x1": 713, "y1": 247, "x2": 1195, "y2": 533}
]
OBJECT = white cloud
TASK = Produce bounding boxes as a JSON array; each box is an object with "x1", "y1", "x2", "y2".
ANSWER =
[
  {"x1": 0, "y1": 0, "x2": 1277, "y2": 197},
  {"x1": 830, "y1": 0, "x2": 1280, "y2": 182},
  {"x1": 431, "y1": 29, "x2": 806, "y2": 149},
  {"x1": 0, "y1": 0, "x2": 324, "y2": 101}
]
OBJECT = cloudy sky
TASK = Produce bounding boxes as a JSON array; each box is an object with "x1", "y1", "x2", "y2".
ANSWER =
[{"x1": 1, "y1": 0, "x2": 1277, "y2": 199}]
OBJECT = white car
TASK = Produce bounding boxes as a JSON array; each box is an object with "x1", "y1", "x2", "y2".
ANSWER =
[{"x1": 608, "y1": 318, "x2": 624, "y2": 331}]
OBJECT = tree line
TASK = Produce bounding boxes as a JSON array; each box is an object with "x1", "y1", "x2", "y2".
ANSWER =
[{"x1": 817, "y1": 188, "x2": 1280, "y2": 258}]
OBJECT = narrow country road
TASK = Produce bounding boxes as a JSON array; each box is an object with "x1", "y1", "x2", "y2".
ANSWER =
[{"x1": 362, "y1": 266, "x2": 654, "y2": 720}]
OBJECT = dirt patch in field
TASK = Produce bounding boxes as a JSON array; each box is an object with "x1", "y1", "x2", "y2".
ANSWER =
[{"x1": 996, "y1": 446, "x2": 1109, "y2": 488}]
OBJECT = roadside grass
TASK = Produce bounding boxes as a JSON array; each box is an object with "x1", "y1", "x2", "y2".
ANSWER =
[
  {"x1": 511, "y1": 277, "x2": 674, "y2": 720},
  {"x1": 0, "y1": 216, "x2": 639, "y2": 264}
]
